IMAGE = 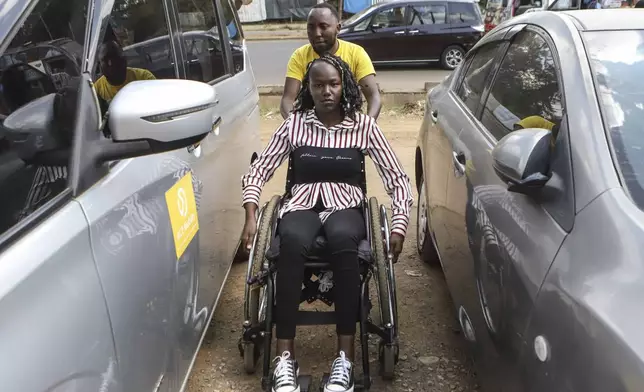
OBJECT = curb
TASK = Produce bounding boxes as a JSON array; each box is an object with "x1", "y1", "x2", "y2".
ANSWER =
[
  {"x1": 245, "y1": 35, "x2": 307, "y2": 41},
  {"x1": 257, "y1": 82, "x2": 438, "y2": 95}
]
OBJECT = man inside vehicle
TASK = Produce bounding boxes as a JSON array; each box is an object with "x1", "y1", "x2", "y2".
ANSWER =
[
  {"x1": 280, "y1": 3, "x2": 382, "y2": 120},
  {"x1": 94, "y1": 40, "x2": 156, "y2": 104}
]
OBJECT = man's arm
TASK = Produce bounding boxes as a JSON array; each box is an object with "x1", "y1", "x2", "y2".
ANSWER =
[
  {"x1": 354, "y1": 46, "x2": 382, "y2": 119},
  {"x1": 358, "y1": 74, "x2": 381, "y2": 120},
  {"x1": 280, "y1": 77, "x2": 301, "y2": 120}
]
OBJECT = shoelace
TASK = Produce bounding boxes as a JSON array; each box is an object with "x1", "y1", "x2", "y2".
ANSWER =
[
  {"x1": 273, "y1": 351, "x2": 296, "y2": 389},
  {"x1": 328, "y1": 351, "x2": 351, "y2": 386}
]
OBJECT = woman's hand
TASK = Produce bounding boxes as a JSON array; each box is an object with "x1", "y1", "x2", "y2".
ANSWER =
[
  {"x1": 240, "y1": 203, "x2": 258, "y2": 255},
  {"x1": 390, "y1": 233, "x2": 404, "y2": 263}
]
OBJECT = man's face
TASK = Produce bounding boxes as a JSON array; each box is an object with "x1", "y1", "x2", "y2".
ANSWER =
[
  {"x1": 307, "y1": 9, "x2": 340, "y2": 55},
  {"x1": 99, "y1": 51, "x2": 127, "y2": 86}
]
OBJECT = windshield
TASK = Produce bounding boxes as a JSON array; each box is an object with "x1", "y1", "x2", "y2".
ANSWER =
[
  {"x1": 343, "y1": 4, "x2": 380, "y2": 25},
  {"x1": 584, "y1": 30, "x2": 644, "y2": 209}
]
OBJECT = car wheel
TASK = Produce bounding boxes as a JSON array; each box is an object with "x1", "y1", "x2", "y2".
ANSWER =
[
  {"x1": 416, "y1": 178, "x2": 440, "y2": 266},
  {"x1": 441, "y1": 45, "x2": 465, "y2": 70}
]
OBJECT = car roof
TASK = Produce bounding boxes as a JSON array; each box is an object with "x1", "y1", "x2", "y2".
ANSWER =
[{"x1": 561, "y1": 9, "x2": 644, "y2": 32}]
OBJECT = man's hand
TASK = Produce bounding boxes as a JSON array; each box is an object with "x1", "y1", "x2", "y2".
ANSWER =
[
  {"x1": 358, "y1": 74, "x2": 382, "y2": 120},
  {"x1": 390, "y1": 232, "x2": 404, "y2": 263},
  {"x1": 280, "y1": 77, "x2": 302, "y2": 119}
]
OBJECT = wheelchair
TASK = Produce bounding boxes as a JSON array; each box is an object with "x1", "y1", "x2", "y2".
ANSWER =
[{"x1": 238, "y1": 152, "x2": 400, "y2": 391}]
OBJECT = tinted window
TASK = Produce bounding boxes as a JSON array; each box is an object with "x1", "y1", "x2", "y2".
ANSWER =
[
  {"x1": 448, "y1": 2, "x2": 482, "y2": 24},
  {"x1": 371, "y1": 6, "x2": 408, "y2": 28},
  {"x1": 221, "y1": 0, "x2": 245, "y2": 74},
  {"x1": 456, "y1": 42, "x2": 502, "y2": 113},
  {"x1": 409, "y1": 4, "x2": 447, "y2": 25},
  {"x1": 178, "y1": 0, "x2": 229, "y2": 82},
  {"x1": 93, "y1": 0, "x2": 175, "y2": 109},
  {"x1": 584, "y1": 30, "x2": 644, "y2": 210},
  {"x1": 480, "y1": 30, "x2": 562, "y2": 140},
  {"x1": 0, "y1": 0, "x2": 87, "y2": 235}
]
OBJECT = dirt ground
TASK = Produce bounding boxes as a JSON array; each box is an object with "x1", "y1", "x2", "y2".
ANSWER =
[{"x1": 186, "y1": 113, "x2": 480, "y2": 392}]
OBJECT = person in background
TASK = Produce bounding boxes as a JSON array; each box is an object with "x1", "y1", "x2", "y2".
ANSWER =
[
  {"x1": 280, "y1": 3, "x2": 381, "y2": 120},
  {"x1": 94, "y1": 40, "x2": 155, "y2": 104}
]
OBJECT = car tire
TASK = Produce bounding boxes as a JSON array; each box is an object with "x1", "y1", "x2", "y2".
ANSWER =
[
  {"x1": 416, "y1": 178, "x2": 440, "y2": 267},
  {"x1": 441, "y1": 45, "x2": 465, "y2": 70}
]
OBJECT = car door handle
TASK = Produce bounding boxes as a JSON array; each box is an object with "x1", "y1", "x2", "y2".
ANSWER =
[
  {"x1": 394, "y1": 31, "x2": 406, "y2": 35},
  {"x1": 452, "y1": 151, "x2": 466, "y2": 176},
  {"x1": 430, "y1": 109, "x2": 438, "y2": 124},
  {"x1": 409, "y1": 29, "x2": 419, "y2": 34}
]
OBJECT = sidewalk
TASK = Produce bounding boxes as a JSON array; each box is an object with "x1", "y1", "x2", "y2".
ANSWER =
[{"x1": 242, "y1": 23, "x2": 307, "y2": 41}]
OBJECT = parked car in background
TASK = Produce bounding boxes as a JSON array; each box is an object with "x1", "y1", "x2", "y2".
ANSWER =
[
  {"x1": 415, "y1": 9, "x2": 644, "y2": 392},
  {"x1": 0, "y1": 0, "x2": 260, "y2": 391},
  {"x1": 338, "y1": 0, "x2": 484, "y2": 70}
]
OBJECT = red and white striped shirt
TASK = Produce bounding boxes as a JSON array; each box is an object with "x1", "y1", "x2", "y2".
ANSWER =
[{"x1": 242, "y1": 110, "x2": 413, "y2": 237}]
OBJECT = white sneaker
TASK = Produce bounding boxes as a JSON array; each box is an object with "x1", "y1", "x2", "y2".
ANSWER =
[
  {"x1": 272, "y1": 351, "x2": 300, "y2": 392},
  {"x1": 324, "y1": 351, "x2": 354, "y2": 392}
]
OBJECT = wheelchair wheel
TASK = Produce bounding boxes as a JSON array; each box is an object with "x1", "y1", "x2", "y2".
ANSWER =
[
  {"x1": 368, "y1": 197, "x2": 392, "y2": 329},
  {"x1": 369, "y1": 197, "x2": 399, "y2": 381},
  {"x1": 242, "y1": 195, "x2": 281, "y2": 374}
]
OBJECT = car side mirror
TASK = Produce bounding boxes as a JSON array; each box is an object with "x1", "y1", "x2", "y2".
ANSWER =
[
  {"x1": 103, "y1": 79, "x2": 219, "y2": 161},
  {"x1": 370, "y1": 23, "x2": 384, "y2": 31},
  {"x1": 492, "y1": 128, "x2": 552, "y2": 195}
]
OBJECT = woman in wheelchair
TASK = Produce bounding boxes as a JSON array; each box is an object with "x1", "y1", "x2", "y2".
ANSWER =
[{"x1": 240, "y1": 54, "x2": 413, "y2": 392}]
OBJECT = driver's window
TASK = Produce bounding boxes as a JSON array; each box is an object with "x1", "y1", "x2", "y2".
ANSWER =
[
  {"x1": 370, "y1": 6, "x2": 408, "y2": 29},
  {"x1": 0, "y1": 0, "x2": 87, "y2": 236},
  {"x1": 409, "y1": 4, "x2": 447, "y2": 26}
]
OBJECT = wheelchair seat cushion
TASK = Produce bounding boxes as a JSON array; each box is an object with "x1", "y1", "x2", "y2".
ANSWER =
[{"x1": 265, "y1": 234, "x2": 371, "y2": 263}]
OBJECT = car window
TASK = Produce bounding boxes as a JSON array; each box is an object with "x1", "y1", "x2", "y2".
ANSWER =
[
  {"x1": 221, "y1": 0, "x2": 245, "y2": 74},
  {"x1": 448, "y1": 2, "x2": 482, "y2": 24},
  {"x1": 456, "y1": 42, "x2": 503, "y2": 114},
  {"x1": 480, "y1": 30, "x2": 562, "y2": 141},
  {"x1": 92, "y1": 0, "x2": 177, "y2": 112},
  {"x1": 584, "y1": 30, "x2": 644, "y2": 210},
  {"x1": 178, "y1": 0, "x2": 229, "y2": 82},
  {"x1": 409, "y1": 4, "x2": 447, "y2": 25},
  {"x1": 371, "y1": 6, "x2": 408, "y2": 29},
  {"x1": 0, "y1": 0, "x2": 87, "y2": 237}
]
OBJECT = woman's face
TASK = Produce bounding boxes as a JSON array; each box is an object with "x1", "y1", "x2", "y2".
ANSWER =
[{"x1": 308, "y1": 61, "x2": 342, "y2": 114}]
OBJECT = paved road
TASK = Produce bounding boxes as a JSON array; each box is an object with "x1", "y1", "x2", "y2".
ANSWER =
[{"x1": 247, "y1": 40, "x2": 452, "y2": 90}]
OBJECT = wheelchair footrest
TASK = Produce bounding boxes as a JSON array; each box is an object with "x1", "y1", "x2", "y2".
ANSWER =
[
  {"x1": 298, "y1": 374, "x2": 313, "y2": 392},
  {"x1": 319, "y1": 373, "x2": 329, "y2": 392},
  {"x1": 319, "y1": 373, "x2": 368, "y2": 391}
]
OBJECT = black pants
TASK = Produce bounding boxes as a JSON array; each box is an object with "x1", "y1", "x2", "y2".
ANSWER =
[{"x1": 275, "y1": 207, "x2": 365, "y2": 340}]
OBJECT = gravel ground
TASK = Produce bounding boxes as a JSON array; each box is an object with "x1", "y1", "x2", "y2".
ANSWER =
[{"x1": 186, "y1": 113, "x2": 480, "y2": 392}]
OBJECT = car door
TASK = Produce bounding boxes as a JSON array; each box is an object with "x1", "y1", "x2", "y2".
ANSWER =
[
  {"x1": 79, "y1": 0, "x2": 199, "y2": 390},
  {"x1": 170, "y1": 0, "x2": 261, "y2": 388},
  {"x1": 0, "y1": 0, "x2": 119, "y2": 391},
  {"x1": 344, "y1": 4, "x2": 411, "y2": 62},
  {"x1": 447, "y1": 26, "x2": 572, "y2": 391},
  {"x1": 404, "y1": 2, "x2": 451, "y2": 61},
  {"x1": 425, "y1": 35, "x2": 509, "y2": 390}
]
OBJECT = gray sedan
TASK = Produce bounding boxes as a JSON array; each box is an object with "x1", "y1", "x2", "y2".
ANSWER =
[{"x1": 415, "y1": 9, "x2": 644, "y2": 392}]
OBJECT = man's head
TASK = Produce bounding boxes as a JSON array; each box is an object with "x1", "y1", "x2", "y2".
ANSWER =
[
  {"x1": 307, "y1": 3, "x2": 341, "y2": 55},
  {"x1": 99, "y1": 40, "x2": 128, "y2": 86}
]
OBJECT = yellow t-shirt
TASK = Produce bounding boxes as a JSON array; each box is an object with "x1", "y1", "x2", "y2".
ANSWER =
[
  {"x1": 94, "y1": 67, "x2": 156, "y2": 102},
  {"x1": 285, "y1": 39, "x2": 376, "y2": 82}
]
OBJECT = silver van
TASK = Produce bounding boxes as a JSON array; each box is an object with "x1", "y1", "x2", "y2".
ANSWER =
[{"x1": 0, "y1": 0, "x2": 260, "y2": 390}]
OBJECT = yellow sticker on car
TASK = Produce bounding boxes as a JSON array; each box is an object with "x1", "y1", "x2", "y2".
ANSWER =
[{"x1": 165, "y1": 172, "x2": 199, "y2": 259}]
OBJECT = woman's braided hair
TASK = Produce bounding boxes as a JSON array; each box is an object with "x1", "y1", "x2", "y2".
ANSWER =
[{"x1": 293, "y1": 53, "x2": 363, "y2": 120}]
